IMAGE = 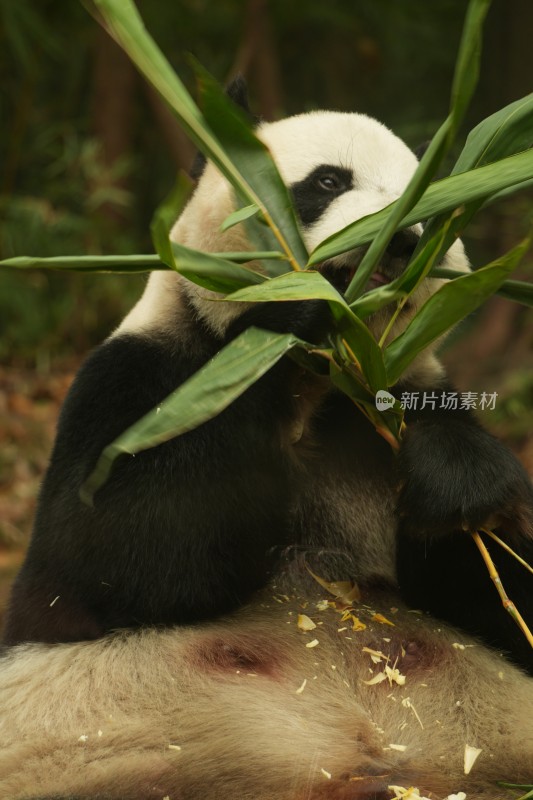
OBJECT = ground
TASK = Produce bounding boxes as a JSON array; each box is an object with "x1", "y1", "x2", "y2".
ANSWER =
[{"x1": 0, "y1": 362, "x2": 76, "y2": 627}]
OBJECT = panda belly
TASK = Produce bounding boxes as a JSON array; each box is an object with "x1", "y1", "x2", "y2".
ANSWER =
[{"x1": 0, "y1": 583, "x2": 531, "y2": 800}]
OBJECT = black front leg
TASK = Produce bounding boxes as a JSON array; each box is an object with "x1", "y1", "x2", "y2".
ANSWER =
[{"x1": 395, "y1": 383, "x2": 533, "y2": 673}]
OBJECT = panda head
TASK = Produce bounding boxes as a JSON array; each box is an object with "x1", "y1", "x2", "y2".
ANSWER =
[{"x1": 119, "y1": 93, "x2": 469, "y2": 379}]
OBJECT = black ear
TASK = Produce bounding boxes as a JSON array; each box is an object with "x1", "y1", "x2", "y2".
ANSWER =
[
  {"x1": 190, "y1": 75, "x2": 256, "y2": 181},
  {"x1": 414, "y1": 140, "x2": 431, "y2": 160},
  {"x1": 226, "y1": 74, "x2": 251, "y2": 115}
]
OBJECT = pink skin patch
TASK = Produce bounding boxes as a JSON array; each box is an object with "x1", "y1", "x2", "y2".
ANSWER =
[
  {"x1": 362, "y1": 635, "x2": 449, "y2": 676},
  {"x1": 188, "y1": 635, "x2": 286, "y2": 678},
  {"x1": 366, "y1": 272, "x2": 391, "y2": 290}
]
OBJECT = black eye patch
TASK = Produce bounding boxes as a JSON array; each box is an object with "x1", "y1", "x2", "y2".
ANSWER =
[{"x1": 290, "y1": 165, "x2": 353, "y2": 226}]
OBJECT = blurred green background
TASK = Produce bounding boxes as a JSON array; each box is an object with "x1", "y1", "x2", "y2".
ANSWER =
[{"x1": 1, "y1": 0, "x2": 532, "y2": 384}]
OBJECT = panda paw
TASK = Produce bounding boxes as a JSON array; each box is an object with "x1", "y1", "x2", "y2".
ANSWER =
[{"x1": 396, "y1": 419, "x2": 533, "y2": 541}]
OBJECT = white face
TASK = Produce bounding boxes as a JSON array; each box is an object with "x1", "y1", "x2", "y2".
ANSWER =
[
  {"x1": 119, "y1": 110, "x2": 469, "y2": 382},
  {"x1": 258, "y1": 111, "x2": 422, "y2": 252}
]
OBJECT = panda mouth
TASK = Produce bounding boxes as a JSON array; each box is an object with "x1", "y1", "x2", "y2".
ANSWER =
[
  {"x1": 318, "y1": 230, "x2": 421, "y2": 297},
  {"x1": 319, "y1": 262, "x2": 393, "y2": 296}
]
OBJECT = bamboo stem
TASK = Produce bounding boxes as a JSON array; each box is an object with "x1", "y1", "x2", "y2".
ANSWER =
[
  {"x1": 480, "y1": 528, "x2": 533, "y2": 575},
  {"x1": 471, "y1": 531, "x2": 533, "y2": 648}
]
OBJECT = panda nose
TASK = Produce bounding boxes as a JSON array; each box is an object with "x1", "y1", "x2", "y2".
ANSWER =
[{"x1": 386, "y1": 229, "x2": 420, "y2": 261}]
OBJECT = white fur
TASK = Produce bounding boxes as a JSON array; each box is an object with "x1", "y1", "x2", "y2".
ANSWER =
[{"x1": 0, "y1": 585, "x2": 531, "y2": 799}]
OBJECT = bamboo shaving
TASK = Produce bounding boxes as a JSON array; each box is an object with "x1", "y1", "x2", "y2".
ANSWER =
[
  {"x1": 362, "y1": 647, "x2": 389, "y2": 663},
  {"x1": 389, "y1": 786, "x2": 431, "y2": 800},
  {"x1": 363, "y1": 665, "x2": 405, "y2": 687},
  {"x1": 306, "y1": 567, "x2": 361, "y2": 604},
  {"x1": 372, "y1": 613, "x2": 395, "y2": 626},
  {"x1": 464, "y1": 744, "x2": 482, "y2": 774},
  {"x1": 297, "y1": 614, "x2": 316, "y2": 631}
]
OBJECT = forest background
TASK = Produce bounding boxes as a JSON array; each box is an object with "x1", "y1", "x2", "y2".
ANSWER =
[{"x1": 0, "y1": 0, "x2": 532, "y2": 620}]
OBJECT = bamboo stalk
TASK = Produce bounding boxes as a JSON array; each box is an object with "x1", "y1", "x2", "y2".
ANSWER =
[
  {"x1": 480, "y1": 528, "x2": 533, "y2": 575},
  {"x1": 471, "y1": 531, "x2": 533, "y2": 648}
]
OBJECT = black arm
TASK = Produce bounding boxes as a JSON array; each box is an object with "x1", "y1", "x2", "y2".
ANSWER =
[{"x1": 395, "y1": 382, "x2": 533, "y2": 674}]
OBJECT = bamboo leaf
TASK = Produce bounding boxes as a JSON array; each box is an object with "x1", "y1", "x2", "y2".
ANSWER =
[
  {"x1": 91, "y1": 0, "x2": 303, "y2": 267},
  {"x1": 220, "y1": 204, "x2": 260, "y2": 232},
  {"x1": 350, "y1": 225, "x2": 448, "y2": 319},
  {"x1": 193, "y1": 60, "x2": 308, "y2": 268},
  {"x1": 150, "y1": 172, "x2": 194, "y2": 267},
  {"x1": 170, "y1": 242, "x2": 266, "y2": 293},
  {"x1": 342, "y1": 0, "x2": 490, "y2": 303},
  {"x1": 419, "y1": 93, "x2": 533, "y2": 265},
  {"x1": 448, "y1": 0, "x2": 491, "y2": 131},
  {"x1": 431, "y1": 268, "x2": 533, "y2": 308},
  {"x1": 453, "y1": 93, "x2": 533, "y2": 174},
  {"x1": 227, "y1": 271, "x2": 387, "y2": 391},
  {"x1": 81, "y1": 327, "x2": 311, "y2": 504},
  {"x1": 384, "y1": 238, "x2": 531, "y2": 385},
  {"x1": 0, "y1": 251, "x2": 287, "y2": 273},
  {"x1": 0, "y1": 254, "x2": 167, "y2": 272},
  {"x1": 328, "y1": 363, "x2": 403, "y2": 443}
]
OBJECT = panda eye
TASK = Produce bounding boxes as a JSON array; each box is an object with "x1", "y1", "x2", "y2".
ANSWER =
[{"x1": 316, "y1": 174, "x2": 341, "y2": 192}]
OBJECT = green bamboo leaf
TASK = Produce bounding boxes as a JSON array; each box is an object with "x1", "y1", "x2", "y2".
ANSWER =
[
  {"x1": 150, "y1": 172, "x2": 194, "y2": 267},
  {"x1": 193, "y1": 61, "x2": 308, "y2": 268},
  {"x1": 448, "y1": 0, "x2": 491, "y2": 130},
  {"x1": 419, "y1": 93, "x2": 533, "y2": 265},
  {"x1": 498, "y1": 785, "x2": 533, "y2": 800},
  {"x1": 228, "y1": 269, "x2": 343, "y2": 304},
  {"x1": 0, "y1": 251, "x2": 287, "y2": 273},
  {"x1": 81, "y1": 327, "x2": 312, "y2": 504},
  {"x1": 308, "y1": 149, "x2": 533, "y2": 266},
  {"x1": 341, "y1": 120, "x2": 450, "y2": 303},
  {"x1": 91, "y1": 0, "x2": 302, "y2": 267},
  {"x1": 350, "y1": 225, "x2": 448, "y2": 319},
  {"x1": 328, "y1": 363, "x2": 403, "y2": 443},
  {"x1": 227, "y1": 271, "x2": 387, "y2": 391},
  {"x1": 385, "y1": 237, "x2": 531, "y2": 385},
  {"x1": 342, "y1": 0, "x2": 490, "y2": 303},
  {"x1": 170, "y1": 242, "x2": 266, "y2": 293},
  {"x1": 453, "y1": 93, "x2": 533, "y2": 174},
  {"x1": 220, "y1": 204, "x2": 260, "y2": 232},
  {"x1": 0, "y1": 254, "x2": 167, "y2": 272},
  {"x1": 431, "y1": 268, "x2": 533, "y2": 308},
  {"x1": 349, "y1": 273, "x2": 408, "y2": 319},
  {"x1": 215, "y1": 251, "x2": 287, "y2": 263}
]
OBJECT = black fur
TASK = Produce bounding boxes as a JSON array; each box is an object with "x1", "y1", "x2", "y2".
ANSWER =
[
  {"x1": 191, "y1": 75, "x2": 256, "y2": 180},
  {"x1": 2, "y1": 299, "x2": 330, "y2": 644},
  {"x1": 396, "y1": 388, "x2": 533, "y2": 671},
  {"x1": 290, "y1": 165, "x2": 353, "y2": 226}
]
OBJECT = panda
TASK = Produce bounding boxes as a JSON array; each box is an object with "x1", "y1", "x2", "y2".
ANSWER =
[{"x1": 2, "y1": 80, "x2": 532, "y2": 680}]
